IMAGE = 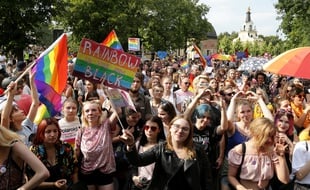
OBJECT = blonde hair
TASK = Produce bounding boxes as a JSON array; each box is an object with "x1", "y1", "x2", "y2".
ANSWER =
[
  {"x1": 249, "y1": 118, "x2": 276, "y2": 151},
  {"x1": 192, "y1": 75, "x2": 209, "y2": 94},
  {"x1": 0, "y1": 126, "x2": 20, "y2": 147},
  {"x1": 166, "y1": 115, "x2": 196, "y2": 159},
  {"x1": 236, "y1": 100, "x2": 253, "y2": 120},
  {"x1": 81, "y1": 100, "x2": 106, "y2": 127}
]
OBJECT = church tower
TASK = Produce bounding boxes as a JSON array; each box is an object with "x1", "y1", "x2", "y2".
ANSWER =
[{"x1": 233, "y1": 7, "x2": 262, "y2": 43}]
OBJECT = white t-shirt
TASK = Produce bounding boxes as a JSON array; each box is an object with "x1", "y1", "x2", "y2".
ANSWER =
[
  {"x1": 58, "y1": 117, "x2": 81, "y2": 147},
  {"x1": 292, "y1": 141, "x2": 310, "y2": 184}
]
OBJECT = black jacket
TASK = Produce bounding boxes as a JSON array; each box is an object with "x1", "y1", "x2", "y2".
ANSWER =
[{"x1": 126, "y1": 142, "x2": 213, "y2": 190}]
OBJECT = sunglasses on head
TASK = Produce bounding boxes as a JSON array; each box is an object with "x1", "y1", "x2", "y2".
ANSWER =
[
  {"x1": 144, "y1": 125, "x2": 158, "y2": 132},
  {"x1": 277, "y1": 108, "x2": 293, "y2": 116}
]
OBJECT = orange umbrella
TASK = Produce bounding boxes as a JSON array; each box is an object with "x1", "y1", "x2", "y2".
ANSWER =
[{"x1": 263, "y1": 47, "x2": 310, "y2": 79}]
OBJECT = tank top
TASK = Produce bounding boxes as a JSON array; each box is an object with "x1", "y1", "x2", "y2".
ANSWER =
[
  {"x1": 225, "y1": 125, "x2": 248, "y2": 156},
  {"x1": 0, "y1": 141, "x2": 24, "y2": 190}
]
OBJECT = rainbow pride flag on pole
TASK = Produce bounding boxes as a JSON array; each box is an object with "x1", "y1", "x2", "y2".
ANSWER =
[
  {"x1": 101, "y1": 29, "x2": 123, "y2": 51},
  {"x1": 193, "y1": 44, "x2": 207, "y2": 68},
  {"x1": 33, "y1": 33, "x2": 68, "y2": 123}
]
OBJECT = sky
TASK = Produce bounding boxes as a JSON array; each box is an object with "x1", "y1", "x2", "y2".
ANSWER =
[{"x1": 200, "y1": 0, "x2": 281, "y2": 36}]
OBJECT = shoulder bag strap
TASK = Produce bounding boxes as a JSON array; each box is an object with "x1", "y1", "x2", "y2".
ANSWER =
[{"x1": 236, "y1": 143, "x2": 246, "y2": 179}]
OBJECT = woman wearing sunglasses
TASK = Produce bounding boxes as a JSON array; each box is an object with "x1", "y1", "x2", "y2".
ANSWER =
[
  {"x1": 129, "y1": 116, "x2": 165, "y2": 190},
  {"x1": 288, "y1": 83, "x2": 310, "y2": 132},
  {"x1": 121, "y1": 114, "x2": 213, "y2": 190},
  {"x1": 1, "y1": 70, "x2": 39, "y2": 147}
]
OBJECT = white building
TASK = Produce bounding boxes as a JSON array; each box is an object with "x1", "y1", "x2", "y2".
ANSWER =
[{"x1": 233, "y1": 7, "x2": 262, "y2": 43}]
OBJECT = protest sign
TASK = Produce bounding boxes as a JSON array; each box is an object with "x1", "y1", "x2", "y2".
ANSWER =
[
  {"x1": 128, "y1": 38, "x2": 140, "y2": 51},
  {"x1": 106, "y1": 88, "x2": 136, "y2": 111},
  {"x1": 73, "y1": 38, "x2": 141, "y2": 90}
]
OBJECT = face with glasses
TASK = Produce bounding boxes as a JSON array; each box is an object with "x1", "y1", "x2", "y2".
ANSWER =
[
  {"x1": 293, "y1": 93, "x2": 305, "y2": 105},
  {"x1": 143, "y1": 121, "x2": 160, "y2": 139},
  {"x1": 181, "y1": 78, "x2": 191, "y2": 90},
  {"x1": 224, "y1": 91, "x2": 235, "y2": 97},
  {"x1": 170, "y1": 118, "x2": 191, "y2": 143}
]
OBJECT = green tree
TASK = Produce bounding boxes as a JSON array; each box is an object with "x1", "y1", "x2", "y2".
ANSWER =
[
  {"x1": 0, "y1": 0, "x2": 66, "y2": 60},
  {"x1": 232, "y1": 39, "x2": 243, "y2": 55},
  {"x1": 59, "y1": 0, "x2": 211, "y2": 53},
  {"x1": 217, "y1": 35, "x2": 231, "y2": 54},
  {"x1": 275, "y1": 0, "x2": 310, "y2": 48}
]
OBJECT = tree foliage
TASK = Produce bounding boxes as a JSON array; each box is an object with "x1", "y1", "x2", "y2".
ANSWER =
[
  {"x1": 275, "y1": 0, "x2": 310, "y2": 48},
  {"x1": 0, "y1": 0, "x2": 66, "y2": 60},
  {"x1": 59, "y1": 0, "x2": 211, "y2": 52}
]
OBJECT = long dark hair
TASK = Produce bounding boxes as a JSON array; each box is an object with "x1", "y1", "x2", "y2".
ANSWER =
[
  {"x1": 159, "y1": 101, "x2": 177, "y2": 122},
  {"x1": 139, "y1": 116, "x2": 165, "y2": 147}
]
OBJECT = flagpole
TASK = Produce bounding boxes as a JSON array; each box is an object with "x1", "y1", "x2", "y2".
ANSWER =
[
  {"x1": 3, "y1": 60, "x2": 37, "y2": 94},
  {"x1": 103, "y1": 88, "x2": 125, "y2": 130}
]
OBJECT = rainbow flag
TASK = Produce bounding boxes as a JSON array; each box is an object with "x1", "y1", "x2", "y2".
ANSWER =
[
  {"x1": 33, "y1": 33, "x2": 68, "y2": 120},
  {"x1": 101, "y1": 30, "x2": 123, "y2": 51},
  {"x1": 128, "y1": 38, "x2": 140, "y2": 51},
  {"x1": 34, "y1": 104, "x2": 50, "y2": 124},
  {"x1": 193, "y1": 44, "x2": 207, "y2": 68},
  {"x1": 180, "y1": 60, "x2": 189, "y2": 69}
]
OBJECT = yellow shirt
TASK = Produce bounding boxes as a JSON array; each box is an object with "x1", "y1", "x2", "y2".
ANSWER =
[
  {"x1": 291, "y1": 102, "x2": 310, "y2": 128},
  {"x1": 299, "y1": 128, "x2": 310, "y2": 141},
  {"x1": 253, "y1": 103, "x2": 274, "y2": 119}
]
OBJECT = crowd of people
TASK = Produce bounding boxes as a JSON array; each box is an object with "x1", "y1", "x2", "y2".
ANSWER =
[{"x1": 1, "y1": 51, "x2": 310, "y2": 190}]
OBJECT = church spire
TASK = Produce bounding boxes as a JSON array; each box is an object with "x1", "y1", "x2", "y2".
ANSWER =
[{"x1": 245, "y1": 7, "x2": 251, "y2": 23}]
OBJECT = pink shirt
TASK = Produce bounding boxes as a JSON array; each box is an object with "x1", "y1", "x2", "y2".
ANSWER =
[
  {"x1": 228, "y1": 149, "x2": 277, "y2": 182},
  {"x1": 76, "y1": 119, "x2": 116, "y2": 174}
]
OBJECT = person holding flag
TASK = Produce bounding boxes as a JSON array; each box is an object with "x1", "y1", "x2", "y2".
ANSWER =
[{"x1": 1, "y1": 70, "x2": 39, "y2": 147}]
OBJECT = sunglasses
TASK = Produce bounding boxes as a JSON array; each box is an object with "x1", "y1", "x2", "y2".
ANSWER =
[
  {"x1": 225, "y1": 92, "x2": 235, "y2": 96},
  {"x1": 143, "y1": 125, "x2": 158, "y2": 132},
  {"x1": 276, "y1": 109, "x2": 293, "y2": 117},
  {"x1": 296, "y1": 94, "x2": 305, "y2": 99},
  {"x1": 184, "y1": 82, "x2": 191, "y2": 85}
]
